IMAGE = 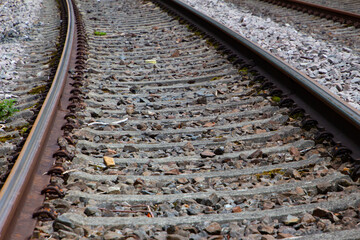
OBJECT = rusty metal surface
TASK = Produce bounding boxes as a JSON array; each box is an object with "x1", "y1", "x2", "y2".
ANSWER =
[{"x1": 0, "y1": 0, "x2": 76, "y2": 238}]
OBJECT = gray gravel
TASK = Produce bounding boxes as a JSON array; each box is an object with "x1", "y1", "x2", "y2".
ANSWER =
[
  {"x1": 181, "y1": 0, "x2": 360, "y2": 110},
  {"x1": 0, "y1": 0, "x2": 44, "y2": 99}
]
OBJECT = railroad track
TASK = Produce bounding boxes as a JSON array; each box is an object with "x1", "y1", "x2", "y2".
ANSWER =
[
  {"x1": 224, "y1": 0, "x2": 360, "y2": 52},
  {"x1": 0, "y1": 0, "x2": 360, "y2": 239},
  {"x1": 302, "y1": 0, "x2": 360, "y2": 15}
]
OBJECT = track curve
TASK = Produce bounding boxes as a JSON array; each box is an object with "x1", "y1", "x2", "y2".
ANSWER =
[{"x1": 1, "y1": 0, "x2": 360, "y2": 239}]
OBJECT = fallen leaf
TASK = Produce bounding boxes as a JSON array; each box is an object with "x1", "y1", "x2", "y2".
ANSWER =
[{"x1": 103, "y1": 156, "x2": 115, "y2": 167}]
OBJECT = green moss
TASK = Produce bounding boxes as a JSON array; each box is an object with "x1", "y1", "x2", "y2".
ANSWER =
[
  {"x1": 20, "y1": 127, "x2": 28, "y2": 135},
  {"x1": 0, "y1": 135, "x2": 15, "y2": 142},
  {"x1": 24, "y1": 102, "x2": 40, "y2": 110},
  {"x1": 290, "y1": 112, "x2": 305, "y2": 119},
  {"x1": 211, "y1": 76, "x2": 222, "y2": 81},
  {"x1": 205, "y1": 39, "x2": 219, "y2": 48},
  {"x1": 193, "y1": 31, "x2": 204, "y2": 38},
  {"x1": 255, "y1": 168, "x2": 284, "y2": 180},
  {"x1": 28, "y1": 85, "x2": 48, "y2": 95},
  {"x1": 272, "y1": 96, "x2": 281, "y2": 102},
  {"x1": 238, "y1": 68, "x2": 248, "y2": 74}
]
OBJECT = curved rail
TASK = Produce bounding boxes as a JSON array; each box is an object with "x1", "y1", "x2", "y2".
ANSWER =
[
  {"x1": 0, "y1": 0, "x2": 75, "y2": 238},
  {"x1": 154, "y1": 0, "x2": 360, "y2": 159}
]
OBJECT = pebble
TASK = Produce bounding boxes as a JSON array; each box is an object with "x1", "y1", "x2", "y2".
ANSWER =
[
  {"x1": 204, "y1": 222, "x2": 222, "y2": 235},
  {"x1": 301, "y1": 213, "x2": 316, "y2": 224},
  {"x1": 283, "y1": 215, "x2": 300, "y2": 225},
  {"x1": 200, "y1": 150, "x2": 216, "y2": 158}
]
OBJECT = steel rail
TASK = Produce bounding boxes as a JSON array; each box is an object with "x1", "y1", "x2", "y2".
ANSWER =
[
  {"x1": 0, "y1": 0, "x2": 75, "y2": 238},
  {"x1": 154, "y1": 0, "x2": 360, "y2": 159}
]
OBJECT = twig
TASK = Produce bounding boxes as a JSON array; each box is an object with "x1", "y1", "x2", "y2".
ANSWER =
[{"x1": 88, "y1": 117, "x2": 128, "y2": 126}]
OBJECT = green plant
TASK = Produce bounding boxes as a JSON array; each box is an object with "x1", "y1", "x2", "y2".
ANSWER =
[
  {"x1": 272, "y1": 96, "x2": 281, "y2": 102},
  {"x1": 94, "y1": 31, "x2": 106, "y2": 36},
  {"x1": 0, "y1": 99, "x2": 18, "y2": 121}
]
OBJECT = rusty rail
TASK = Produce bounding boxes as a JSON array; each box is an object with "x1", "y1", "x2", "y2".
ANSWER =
[{"x1": 0, "y1": 0, "x2": 75, "y2": 238}]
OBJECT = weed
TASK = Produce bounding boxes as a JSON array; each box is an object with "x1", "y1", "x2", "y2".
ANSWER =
[
  {"x1": 0, "y1": 99, "x2": 18, "y2": 121},
  {"x1": 20, "y1": 127, "x2": 28, "y2": 135},
  {"x1": 272, "y1": 96, "x2": 281, "y2": 102},
  {"x1": 94, "y1": 31, "x2": 106, "y2": 36}
]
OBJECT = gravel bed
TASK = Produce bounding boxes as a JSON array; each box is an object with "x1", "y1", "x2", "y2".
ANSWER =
[
  {"x1": 0, "y1": 0, "x2": 60, "y2": 184},
  {"x1": 32, "y1": 0, "x2": 360, "y2": 239},
  {"x1": 0, "y1": 0, "x2": 44, "y2": 91},
  {"x1": 180, "y1": 0, "x2": 360, "y2": 110}
]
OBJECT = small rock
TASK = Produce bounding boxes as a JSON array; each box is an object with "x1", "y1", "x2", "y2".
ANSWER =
[
  {"x1": 84, "y1": 206, "x2": 101, "y2": 216},
  {"x1": 261, "y1": 235, "x2": 275, "y2": 240},
  {"x1": 316, "y1": 182, "x2": 335, "y2": 194},
  {"x1": 126, "y1": 105, "x2": 135, "y2": 115},
  {"x1": 193, "y1": 177, "x2": 205, "y2": 183},
  {"x1": 54, "y1": 215, "x2": 75, "y2": 229},
  {"x1": 284, "y1": 168, "x2": 301, "y2": 179},
  {"x1": 232, "y1": 206, "x2": 242, "y2": 213},
  {"x1": 262, "y1": 201, "x2": 275, "y2": 210},
  {"x1": 165, "y1": 169, "x2": 180, "y2": 175},
  {"x1": 90, "y1": 108, "x2": 103, "y2": 118},
  {"x1": 197, "y1": 96, "x2": 207, "y2": 104},
  {"x1": 58, "y1": 229, "x2": 78, "y2": 239},
  {"x1": 205, "y1": 222, "x2": 222, "y2": 235},
  {"x1": 137, "y1": 123, "x2": 147, "y2": 131},
  {"x1": 248, "y1": 149, "x2": 262, "y2": 159},
  {"x1": 166, "y1": 234, "x2": 187, "y2": 240},
  {"x1": 187, "y1": 208, "x2": 200, "y2": 215},
  {"x1": 203, "y1": 122, "x2": 215, "y2": 127},
  {"x1": 183, "y1": 142, "x2": 195, "y2": 152},
  {"x1": 177, "y1": 178, "x2": 189, "y2": 184},
  {"x1": 202, "y1": 193, "x2": 220, "y2": 206},
  {"x1": 214, "y1": 147, "x2": 225, "y2": 155},
  {"x1": 142, "y1": 110, "x2": 156, "y2": 116},
  {"x1": 295, "y1": 187, "x2": 305, "y2": 195},
  {"x1": 258, "y1": 224, "x2": 274, "y2": 234},
  {"x1": 103, "y1": 156, "x2": 115, "y2": 167},
  {"x1": 104, "y1": 231, "x2": 124, "y2": 240},
  {"x1": 170, "y1": 49, "x2": 180, "y2": 58},
  {"x1": 134, "y1": 178, "x2": 145, "y2": 186},
  {"x1": 289, "y1": 146, "x2": 300, "y2": 158},
  {"x1": 129, "y1": 86, "x2": 140, "y2": 94},
  {"x1": 283, "y1": 215, "x2": 300, "y2": 225},
  {"x1": 277, "y1": 233, "x2": 294, "y2": 239},
  {"x1": 342, "y1": 209, "x2": 357, "y2": 218},
  {"x1": 200, "y1": 150, "x2": 215, "y2": 158},
  {"x1": 312, "y1": 208, "x2": 339, "y2": 222},
  {"x1": 107, "y1": 186, "x2": 121, "y2": 194},
  {"x1": 318, "y1": 69, "x2": 327, "y2": 74},
  {"x1": 167, "y1": 225, "x2": 179, "y2": 234},
  {"x1": 301, "y1": 213, "x2": 316, "y2": 224},
  {"x1": 123, "y1": 145, "x2": 139, "y2": 153}
]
